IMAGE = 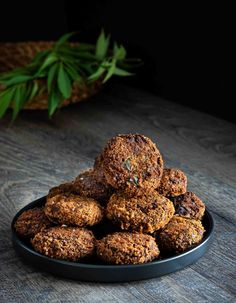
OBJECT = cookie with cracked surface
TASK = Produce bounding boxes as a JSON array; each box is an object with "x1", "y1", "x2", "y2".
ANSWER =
[
  {"x1": 172, "y1": 191, "x2": 205, "y2": 220},
  {"x1": 96, "y1": 232, "x2": 159, "y2": 264},
  {"x1": 45, "y1": 193, "x2": 103, "y2": 226},
  {"x1": 157, "y1": 168, "x2": 187, "y2": 197},
  {"x1": 14, "y1": 207, "x2": 53, "y2": 238},
  {"x1": 31, "y1": 227, "x2": 95, "y2": 261},
  {"x1": 106, "y1": 191, "x2": 175, "y2": 233},
  {"x1": 159, "y1": 216, "x2": 205, "y2": 253},
  {"x1": 73, "y1": 168, "x2": 113, "y2": 203},
  {"x1": 101, "y1": 134, "x2": 164, "y2": 195},
  {"x1": 47, "y1": 181, "x2": 76, "y2": 198}
]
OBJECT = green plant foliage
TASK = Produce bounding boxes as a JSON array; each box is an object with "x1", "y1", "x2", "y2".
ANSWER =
[{"x1": 0, "y1": 30, "x2": 141, "y2": 120}]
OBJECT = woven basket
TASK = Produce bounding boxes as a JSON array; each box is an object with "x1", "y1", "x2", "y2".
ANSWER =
[{"x1": 0, "y1": 42, "x2": 101, "y2": 110}]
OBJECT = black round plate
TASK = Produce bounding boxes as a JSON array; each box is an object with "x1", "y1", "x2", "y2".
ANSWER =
[{"x1": 11, "y1": 197, "x2": 214, "y2": 282}]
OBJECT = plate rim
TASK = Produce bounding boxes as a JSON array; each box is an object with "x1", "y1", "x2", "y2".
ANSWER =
[{"x1": 11, "y1": 196, "x2": 214, "y2": 270}]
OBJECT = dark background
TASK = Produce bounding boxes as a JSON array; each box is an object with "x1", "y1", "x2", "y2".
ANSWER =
[{"x1": 0, "y1": 1, "x2": 234, "y2": 122}]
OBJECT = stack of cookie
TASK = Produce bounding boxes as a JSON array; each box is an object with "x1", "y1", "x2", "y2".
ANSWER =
[{"x1": 14, "y1": 134, "x2": 205, "y2": 264}]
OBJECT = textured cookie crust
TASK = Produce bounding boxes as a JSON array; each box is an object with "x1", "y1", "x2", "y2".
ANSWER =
[
  {"x1": 172, "y1": 192, "x2": 205, "y2": 220},
  {"x1": 32, "y1": 227, "x2": 95, "y2": 261},
  {"x1": 14, "y1": 207, "x2": 53, "y2": 238},
  {"x1": 101, "y1": 134, "x2": 163, "y2": 195},
  {"x1": 47, "y1": 181, "x2": 76, "y2": 198},
  {"x1": 157, "y1": 168, "x2": 187, "y2": 197},
  {"x1": 73, "y1": 168, "x2": 113, "y2": 203},
  {"x1": 159, "y1": 216, "x2": 205, "y2": 253},
  {"x1": 96, "y1": 232, "x2": 159, "y2": 264},
  {"x1": 45, "y1": 193, "x2": 103, "y2": 226},
  {"x1": 106, "y1": 191, "x2": 175, "y2": 233}
]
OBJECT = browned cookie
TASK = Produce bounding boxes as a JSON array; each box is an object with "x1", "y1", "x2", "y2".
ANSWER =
[
  {"x1": 157, "y1": 168, "x2": 187, "y2": 197},
  {"x1": 159, "y1": 216, "x2": 205, "y2": 253},
  {"x1": 47, "y1": 181, "x2": 76, "y2": 198},
  {"x1": 101, "y1": 134, "x2": 163, "y2": 195},
  {"x1": 106, "y1": 191, "x2": 175, "y2": 233},
  {"x1": 73, "y1": 168, "x2": 113, "y2": 203},
  {"x1": 172, "y1": 192, "x2": 205, "y2": 220},
  {"x1": 45, "y1": 193, "x2": 103, "y2": 226},
  {"x1": 14, "y1": 207, "x2": 53, "y2": 238},
  {"x1": 32, "y1": 227, "x2": 95, "y2": 261},
  {"x1": 94, "y1": 152, "x2": 105, "y2": 170},
  {"x1": 96, "y1": 232, "x2": 159, "y2": 264}
]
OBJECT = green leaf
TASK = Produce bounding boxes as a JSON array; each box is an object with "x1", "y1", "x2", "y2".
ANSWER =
[
  {"x1": 78, "y1": 63, "x2": 94, "y2": 75},
  {"x1": 28, "y1": 81, "x2": 39, "y2": 101},
  {"x1": 0, "y1": 69, "x2": 25, "y2": 81},
  {"x1": 95, "y1": 29, "x2": 110, "y2": 60},
  {"x1": 3, "y1": 75, "x2": 32, "y2": 86},
  {"x1": 58, "y1": 46, "x2": 96, "y2": 60},
  {"x1": 103, "y1": 59, "x2": 116, "y2": 83},
  {"x1": 32, "y1": 50, "x2": 50, "y2": 66},
  {"x1": 55, "y1": 32, "x2": 75, "y2": 48},
  {"x1": 57, "y1": 64, "x2": 72, "y2": 98},
  {"x1": 88, "y1": 66, "x2": 105, "y2": 82},
  {"x1": 12, "y1": 85, "x2": 27, "y2": 121},
  {"x1": 0, "y1": 30, "x2": 140, "y2": 121},
  {"x1": 123, "y1": 157, "x2": 132, "y2": 171},
  {"x1": 113, "y1": 43, "x2": 127, "y2": 60},
  {"x1": 47, "y1": 64, "x2": 58, "y2": 92},
  {"x1": 48, "y1": 90, "x2": 62, "y2": 117},
  {"x1": 0, "y1": 89, "x2": 14, "y2": 118},
  {"x1": 113, "y1": 67, "x2": 133, "y2": 76},
  {"x1": 37, "y1": 53, "x2": 58, "y2": 75},
  {"x1": 64, "y1": 63, "x2": 82, "y2": 82}
]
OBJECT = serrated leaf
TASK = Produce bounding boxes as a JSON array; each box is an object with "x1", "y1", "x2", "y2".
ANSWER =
[
  {"x1": 95, "y1": 29, "x2": 110, "y2": 60},
  {"x1": 113, "y1": 67, "x2": 133, "y2": 76},
  {"x1": 47, "y1": 64, "x2": 58, "y2": 92},
  {"x1": 0, "y1": 89, "x2": 14, "y2": 118},
  {"x1": 48, "y1": 90, "x2": 62, "y2": 117},
  {"x1": 58, "y1": 64, "x2": 72, "y2": 98}
]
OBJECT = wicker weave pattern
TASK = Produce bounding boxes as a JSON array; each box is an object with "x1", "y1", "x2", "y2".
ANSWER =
[{"x1": 0, "y1": 42, "x2": 101, "y2": 110}]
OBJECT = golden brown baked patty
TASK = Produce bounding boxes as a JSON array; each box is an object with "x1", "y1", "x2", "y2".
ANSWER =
[
  {"x1": 157, "y1": 168, "x2": 187, "y2": 197},
  {"x1": 45, "y1": 193, "x2": 103, "y2": 226},
  {"x1": 100, "y1": 134, "x2": 163, "y2": 195},
  {"x1": 31, "y1": 227, "x2": 95, "y2": 261},
  {"x1": 106, "y1": 191, "x2": 175, "y2": 233},
  {"x1": 159, "y1": 216, "x2": 205, "y2": 253},
  {"x1": 171, "y1": 191, "x2": 205, "y2": 220},
  {"x1": 47, "y1": 181, "x2": 76, "y2": 198},
  {"x1": 14, "y1": 207, "x2": 53, "y2": 238},
  {"x1": 96, "y1": 232, "x2": 159, "y2": 264},
  {"x1": 73, "y1": 168, "x2": 113, "y2": 203}
]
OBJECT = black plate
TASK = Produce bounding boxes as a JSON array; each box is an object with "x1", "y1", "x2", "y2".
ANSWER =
[{"x1": 11, "y1": 197, "x2": 214, "y2": 282}]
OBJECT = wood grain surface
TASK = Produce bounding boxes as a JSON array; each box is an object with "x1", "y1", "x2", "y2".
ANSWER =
[{"x1": 0, "y1": 84, "x2": 235, "y2": 303}]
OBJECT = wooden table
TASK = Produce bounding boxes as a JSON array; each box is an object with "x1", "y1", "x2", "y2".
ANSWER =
[{"x1": 0, "y1": 84, "x2": 235, "y2": 303}]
